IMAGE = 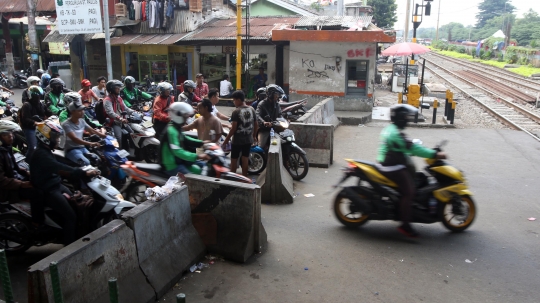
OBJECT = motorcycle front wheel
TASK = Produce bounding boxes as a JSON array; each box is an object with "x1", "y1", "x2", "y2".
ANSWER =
[
  {"x1": 284, "y1": 150, "x2": 309, "y2": 180},
  {"x1": 124, "y1": 181, "x2": 148, "y2": 204},
  {"x1": 333, "y1": 191, "x2": 369, "y2": 228},
  {"x1": 440, "y1": 195, "x2": 476, "y2": 232},
  {"x1": 0, "y1": 214, "x2": 33, "y2": 254},
  {"x1": 248, "y1": 151, "x2": 266, "y2": 174},
  {"x1": 143, "y1": 144, "x2": 159, "y2": 163}
]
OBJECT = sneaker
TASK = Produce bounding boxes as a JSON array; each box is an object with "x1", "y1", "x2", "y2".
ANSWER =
[{"x1": 398, "y1": 224, "x2": 419, "y2": 238}]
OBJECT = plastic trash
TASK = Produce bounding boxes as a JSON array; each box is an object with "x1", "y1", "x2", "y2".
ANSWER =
[
  {"x1": 145, "y1": 176, "x2": 183, "y2": 202},
  {"x1": 528, "y1": 217, "x2": 536, "y2": 221},
  {"x1": 304, "y1": 267, "x2": 308, "y2": 270},
  {"x1": 304, "y1": 193, "x2": 315, "y2": 197},
  {"x1": 189, "y1": 264, "x2": 197, "y2": 272},
  {"x1": 465, "y1": 258, "x2": 477, "y2": 263}
]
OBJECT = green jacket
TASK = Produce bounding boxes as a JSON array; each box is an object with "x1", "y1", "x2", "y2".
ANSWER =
[
  {"x1": 160, "y1": 123, "x2": 202, "y2": 173},
  {"x1": 44, "y1": 92, "x2": 65, "y2": 116},
  {"x1": 377, "y1": 123, "x2": 436, "y2": 167},
  {"x1": 120, "y1": 88, "x2": 152, "y2": 108}
]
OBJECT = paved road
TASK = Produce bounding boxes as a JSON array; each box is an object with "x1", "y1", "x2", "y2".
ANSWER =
[{"x1": 161, "y1": 125, "x2": 540, "y2": 302}]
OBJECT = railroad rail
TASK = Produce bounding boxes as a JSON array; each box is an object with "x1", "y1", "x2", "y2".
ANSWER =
[
  {"x1": 425, "y1": 52, "x2": 540, "y2": 96},
  {"x1": 420, "y1": 58, "x2": 540, "y2": 142}
]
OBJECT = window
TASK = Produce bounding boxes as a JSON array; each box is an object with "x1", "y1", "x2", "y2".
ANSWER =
[
  {"x1": 346, "y1": 60, "x2": 368, "y2": 96},
  {"x1": 139, "y1": 54, "x2": 169, "y2": 82}
]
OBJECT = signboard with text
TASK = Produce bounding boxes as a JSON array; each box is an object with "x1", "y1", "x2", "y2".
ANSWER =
[
  {"x1": 222, "y1": 46, "x2": 236, "y2": 54},
  {"x1": 55, "y1": 0, "x2": 103, "y2": 34}
]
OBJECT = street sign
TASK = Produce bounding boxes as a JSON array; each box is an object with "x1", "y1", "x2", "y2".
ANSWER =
[
  {"x1": 222, "y1": 46, "x2": 236, "y2": 54},
  {"x1": 55, "y1": 0, "x2": 103, "y2": 34}
]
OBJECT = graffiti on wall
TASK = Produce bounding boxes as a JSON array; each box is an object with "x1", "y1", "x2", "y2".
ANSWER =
[{"x1": 301, "y1": 58, "x2": 337, "y2": 79}]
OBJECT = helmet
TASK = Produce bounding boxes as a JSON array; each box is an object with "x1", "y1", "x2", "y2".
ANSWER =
[
  {"x1": 106, "y1": 79, "x2": 124, "y2": 94},
  {"x1": 0, "y1": 120, "x2": 21, "y2": 135},
  {"x1": 256, "y1": 87, "x2": 266, "y2": 100},
  {"x1": 390, "y1": 104, "x2": 418, "y2": 129},
  {"x1": 49, "y1": 78, "x2": 65, "y2": 91},
  {"x1": 157, "y1": 82, "x2": 173, "y2": 95},
  {"x1": 28, "y1": 86, "x2": 44, "y2": 98},
  {"x1": 63, "y1": 92, "x2": 82, "y2": 107},
  {"x1": 41, "y1": 73, "x2": 51, "y2": 81},
  {"x1": 81, "y1": 79, "x2": 91, "y2": 87},
  {"x1": 36, "y1": 120, "x2": 64, "y2": 150},
  {"x1": 124, "y1": 76, "x2": 136, "y2": 84},
  {"x1": 36, "y1": 69, "x2": 45, "y2": 75},
  {"x1": 27, "y1": 76, "x2": 40, "y2": 87},
  {"x1": 266, "y1": 84, "x2": 285, "y2": 100},
  {"x1": 183, "y1": 80, "x2": 196, "y2": 90},
  {"x1": 168, "y1": 102, "x2": 194, "y2": 124}
]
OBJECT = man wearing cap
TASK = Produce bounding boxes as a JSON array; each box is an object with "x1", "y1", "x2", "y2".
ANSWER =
[
  {"x1": 61, "y1": 97, "x2": 106, "y2": 166},
  {"x1": 78, "y1": 79, "x2": 99, "y2": 105}
]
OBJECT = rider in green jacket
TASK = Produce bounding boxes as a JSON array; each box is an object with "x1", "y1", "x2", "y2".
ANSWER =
[
  {"x1": 44, "y1": 78, "x2": 68, "y2": 121},
  {"x1": 120, "y1": 76, "x2": 152, "y2": 108}
]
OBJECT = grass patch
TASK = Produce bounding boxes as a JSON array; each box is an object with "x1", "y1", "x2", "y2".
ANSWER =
[{"x1": 431, "y1": 49, "x2": 540, "y2": 77}]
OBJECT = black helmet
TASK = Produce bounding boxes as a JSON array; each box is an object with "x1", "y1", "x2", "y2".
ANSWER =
[
  {"x1": 390, "y1": 104, "x2": 418, "y2": 129},
  {"x1": 183, "y1": 80, "x2": 196, "y2": 90},
  {"x1": 49, "y1": 78, "x2": 65, "y2": 91},
  {"x1": 266, "y1": 84, "x2": 284, "y2": 100},
  {"x1": 256, "y1": 87, "x2": 267, "y2": 100},
  {"x1": 106, "y1": 79, "x2": 124, "y2": 95}
]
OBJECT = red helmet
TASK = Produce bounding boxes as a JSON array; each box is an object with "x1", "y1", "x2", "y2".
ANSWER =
[{"x1": 81, "y1": 79, "x2": 91, "y2": 87}]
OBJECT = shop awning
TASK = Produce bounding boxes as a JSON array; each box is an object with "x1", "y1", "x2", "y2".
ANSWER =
[
  {"x1": 0, "y1": 0, "x2": 56, "y2": 13},
  {"x1": 110, "y1": 34, "x2": 188, "y2": 45},
  {"x1": 43, "y1": 29, "x2": 115, "y2": 43}
]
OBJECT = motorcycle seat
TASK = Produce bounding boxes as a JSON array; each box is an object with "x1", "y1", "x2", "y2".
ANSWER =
[
  {"x1": 134, "y1": 162, "x2": 171, "y2": 178},
  {"x1": 278, "y1": 100, "x2": 303, "y2": 107},
  {"x1": 353, "y1": 159, "x2": 377, "y2": 167}
]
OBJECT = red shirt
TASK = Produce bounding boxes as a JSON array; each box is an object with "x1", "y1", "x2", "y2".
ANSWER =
[
  {"x1": 194, "y1": 82, "x2": 209, "y2": 99},
  {"x1": 153, "y1": 95, "x2": 175, "y2": 122},
  {"x1": 78, "y1": 89, "x2": 99, "y2": 103}
]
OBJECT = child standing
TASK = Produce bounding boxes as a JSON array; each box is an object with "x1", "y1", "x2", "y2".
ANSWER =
[{"x1": 223, "y1": 90, "x2": 258, "y2": 176}]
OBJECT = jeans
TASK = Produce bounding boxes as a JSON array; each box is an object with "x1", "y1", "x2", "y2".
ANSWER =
[
  {"x1": 165, "y1": 161, "x2": 205, "y2": 176},
  {"x1": 66, "y1": 147, "x2": 91, "y2": 166},
  {"x1": 112, "y1": 124, "x2": 123, "y2": 148},
  {"x1": 23, "y1": 128, "x2": 37, "y2": 159},
  {"x1": 45, "y1": 184, "x2": 77, "y2": 245}
]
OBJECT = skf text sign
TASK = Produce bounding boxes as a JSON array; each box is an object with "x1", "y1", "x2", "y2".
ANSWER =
[{"x1": 55, "y1": 0, "x2": 103, "y2": 34}]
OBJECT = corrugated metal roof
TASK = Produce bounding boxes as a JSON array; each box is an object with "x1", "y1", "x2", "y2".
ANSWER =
[
  {"x1": 294, "y1": 16, "x2": 373, "y2": 29},
  {"x1": 0, "y1": 0, "x2": 56, "y2": 13},
  {"x1": 43, "y1": 29, "x2": 115, "y2": 43},
  {"x1": 181, "y1": 16, "x2": 299, "y2": 41},
  {"x1": 110, "y1": 33, "x2": 188, "y2": 45},
  {"x1": 133, "y1": 10, "x2": 207, "y2": 35}
]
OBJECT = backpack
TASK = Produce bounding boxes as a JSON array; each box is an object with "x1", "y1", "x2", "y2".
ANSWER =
[{"x1": 94, "y1": 99, "x2": 106, "y2": 124}]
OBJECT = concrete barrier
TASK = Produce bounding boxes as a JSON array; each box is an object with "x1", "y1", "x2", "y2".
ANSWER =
[
  {"x1": 296, "y1": 98, "x2": 339, "y2": 127},
  {"x1": 186, "y1": 175, "x2": 267, "y2": 263},
  {"x1": 289, "y1": 123, "x2": 334, "y2": 168},
  {"x1": 121, "y1": 186, "x2": 206, "y2": 298},
  {"x1": 257, "y1": 139, "x2": 294, "y2": 204},
  {"x1": 28, "y1": 220, "x2": 155, "y2": 303}
]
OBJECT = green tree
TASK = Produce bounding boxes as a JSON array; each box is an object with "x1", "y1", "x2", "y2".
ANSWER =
[
  {"x1": 512, "y1": 9, "x2": 540, "y2": 46},
  {"x1": 476, "y1": 0, "x2": 515, "y2": 28},
  {"x1": 367, "y1": 0, "x2": 398, "y2": 28},
  {"x1": 472, "y1": 14, "x2": 515, "y2": 41}
]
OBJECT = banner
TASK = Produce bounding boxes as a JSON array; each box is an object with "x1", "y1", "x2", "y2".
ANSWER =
[
  {"x1": 55, "y1": 0, "x2": 103, "y2": 34},
  {"x1": 49, "y1": 42, "x2": 70, "y2": 55}
]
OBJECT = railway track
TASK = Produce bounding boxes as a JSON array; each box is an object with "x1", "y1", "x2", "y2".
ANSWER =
[
  {"x1": 425, "y1": 52, "x2": 540, "y2": 98},
  {"x1": 420, "y1": 58, "x2": 540, "y2": 142},
  {"x1": 455, "y1": 70, "x2": 536, "y2": 103}
]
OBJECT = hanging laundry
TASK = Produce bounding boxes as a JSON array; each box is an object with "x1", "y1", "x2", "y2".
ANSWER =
[
  {"x1": 128, "y1": 0, "x2": 136, "y2": 20},
  {"x1": 162, "y1": 0, "x2": 168, "y2": 28},
  {"x1": 133, "y1": 0, "x2": 141, "y2": 21},
  {"x1": 155, "y1": 0, "x2": 162, "y2": 28},
  {"x1": 142, "y1": 0, "x2": 147, "y2": 21},
  {"x1": 166, "y1": 0, "x2": 174, "y2": 19},
  {"x1": 149, "y1": 0, "x2": 157, "y2": 27}
]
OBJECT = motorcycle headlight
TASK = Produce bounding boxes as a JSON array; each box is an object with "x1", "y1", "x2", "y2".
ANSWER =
[{"x1": 116, "y1": 193, "x2": 124, "y2": 200}]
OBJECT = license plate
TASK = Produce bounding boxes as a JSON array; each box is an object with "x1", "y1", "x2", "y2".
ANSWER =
[
  {"x1": 142, "y1": 120, "x2": 153, "y2": 128},
  {"x1": 117, "y1": 149, "x2": 130, "y2": 158}
]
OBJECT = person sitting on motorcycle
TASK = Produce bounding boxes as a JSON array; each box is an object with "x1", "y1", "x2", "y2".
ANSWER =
[
  {"x1": 30, "y1": 120, "x2": 99, "y2": 245},
  {"x1": 152, "y1": 82, "x2": 174, "y2": 137},
  {"x1": 183, "y1": 99, "x2": 224, "y2": 144},
  {"x1": 377, "y1": 104, "x2": 447, "y2": 237},
  {"x1": 41, "y1": 72, "x2": 51, "y2": 90},
  {"x1": 255, "y1": 84, "x2": 284, "y2": 150},
  {"x1": 79, "y1": 79, "x2": 100, "y2": 105},
  {"x1": 103, "y1": 80, "x2": 135, "y2": 148},
  {"x1": 159, "y1": 102, "x2": 210, "y2": 177},
  {"x1": 120, "y1": 76, "x2": 152, "y2": 108},
  {"x1": 44, "y1": 78, "x2": 69, "y2": 121},
  {"x1": 251, "y1": 87, "x2": 266, "y2": 110},
  {"x1": 62, "y1": 95, "x2": 106, "y2": 166},
  {"x1": 21, "y1": 76, "x2": 41, "y2": 104},
  {"x1": 19, "y1": 86, "x2": 50, "y2": 159},
  {"x1": 178, "y1": 80, "x2": 201, "y2": 106}
]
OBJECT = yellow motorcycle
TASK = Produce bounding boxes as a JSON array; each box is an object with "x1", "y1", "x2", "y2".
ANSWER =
[{"x1": 333, "y1": 141, "x2": 476, "y2": 232}]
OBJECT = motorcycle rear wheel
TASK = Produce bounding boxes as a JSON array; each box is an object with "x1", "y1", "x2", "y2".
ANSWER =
[
  {"x1": 440, "y1": 195, "x2": 476, "y2": 232},
  {"x1": 0, "y1": 214, "x2": 33, "y2": 254},
  {"x1": 333, "y1": 192, "x2": 369, "y2": 228},
  {"x1": 248, "y1": 151, "x2": 266, "y2": 175},
  {"x1": 125, "y1": 181, "x2": 148, "y2": 204},
  {"x1": 285, "y1": 151, "x2": 309, "y2": 181}
]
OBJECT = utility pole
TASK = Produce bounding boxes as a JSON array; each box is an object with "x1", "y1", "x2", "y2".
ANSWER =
[
  {"x1": 1, "y1": 17, "x2": 15, "y2": 83},
  {"x1": 435, "y1": 0, "x2": 441, "y2": 40},
  {"x1": 236, "y1": 0, "x2": 242, "y2": 89},
  {"x1": 26, "y1": 0, "x2": 39, "y2": 74},
  {"x1": 404, "y1": 0, "x2": 411, "y2": 42},
  {"x1": 103, "y1": 0, "x2": 113, "y2": 80}
]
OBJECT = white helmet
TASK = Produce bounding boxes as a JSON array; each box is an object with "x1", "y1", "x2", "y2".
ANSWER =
[
  {"x1": 157, "y1": 82, "x2": 173, "y2": 95},
  {"x1": 0, "y1": 120, "x2": 21, "y2": 135},
  {"x1": 27, "y1": 76, "x2": 40, "y2": 87},
  {"x1": 168, "y1": 102, "x2": 194, "y2": 124}
]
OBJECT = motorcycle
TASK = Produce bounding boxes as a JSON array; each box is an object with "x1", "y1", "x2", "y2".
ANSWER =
[
  {"x1": 0, "y1": 166, "x2": 136, "y2": 254},
  {"x1": 12, "y1": 71, "x2": 27, "y2": 89},
  {"x1": 120, "y1": 112, "x2": 160, "y2": 163},
  {"x1": 121, "y1": 143, "x2": 253, "y2": 203},
  {"x1": 0, "y1": 72, "x2": 12, "y2": 89},
  {"x1": 280, "y1": 99, "x2": 308, "y2": 122},
  {"x1": 264, "y1": 117, "x2": 309, "y2": 181},
  {"x1": 1, "y1": 92, "x2": 19, "y2": 122},
  {"x1": 332, "y1": 140, "x2": 476, "y2": 232}
]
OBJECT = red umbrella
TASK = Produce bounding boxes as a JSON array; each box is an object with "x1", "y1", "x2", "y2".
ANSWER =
[{"x1": 381, "y1": 42, "x2": 431, "y2": 56}]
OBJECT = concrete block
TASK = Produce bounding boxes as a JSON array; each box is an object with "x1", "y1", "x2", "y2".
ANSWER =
[
  {"x1": 335, "y1": 111, "x2": 372, "y2": 125},
  {"x1": 121, "y1": 186, "x2": 206, "y2": 298},
  {"x1": 289, "y1": 123, "x2": 334, "y2": 168},
  {"x1": 186, "y1": 175, "x2": 267, "y2": 263},
  {"x1": 28, "y1": 220, "x2": 154, "y2": 303},
  {"x1": 257, "y1": 139, "x2": 295, "y2": 203}
]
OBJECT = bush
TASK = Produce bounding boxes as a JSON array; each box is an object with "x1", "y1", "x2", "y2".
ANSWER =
[
  {"x1": 506, "y1": 53, "x2": 519, "y2": 64},
  {"x1": 518, "y1": 57, "x2": 529, "y2": 65},
  {"x1": 481, "y1": 50, "x2": 493, "y2": 60},
  {"x1": 497, "y1": 53, "x2": 504, "y2": 62},
  {"x1": 456, "y1": 46, "x2": 466, "y2": 54}
]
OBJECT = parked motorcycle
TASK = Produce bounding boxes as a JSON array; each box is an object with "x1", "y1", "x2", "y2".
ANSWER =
[
  {"x1": 121, "y1": 143, "x2": 253, "y2": 203},
  {"x1": 12, "y1": 71, "x2": 27, "y2": 89},
  {"x1": 264, "y1": 117, "x2": 309, "y2": 181},
  {"x1": 0, "y1": 166, "x2": 136, "y2": 254},
  {"x1": 0, "y1": 72, "x2": 12, "y2": 89},
  {"x1": 332, "y1": 140, "x2": 476, "y2": 232},
  {"x1": 121, "y1": 111, "x2": 160, "y2": 163},
  {"x1": 280, "y1": 99, "x2": 308, "y2": 122}
]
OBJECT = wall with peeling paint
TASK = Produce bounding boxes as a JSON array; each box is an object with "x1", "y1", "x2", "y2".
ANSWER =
[{"x1": 288, "y1": 41, "x2": 377, "y2": 111}]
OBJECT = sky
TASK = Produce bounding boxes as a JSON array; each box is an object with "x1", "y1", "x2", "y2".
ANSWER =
[{"x1": 394, "y1": 0, "x2": 540, "y2": 30}]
